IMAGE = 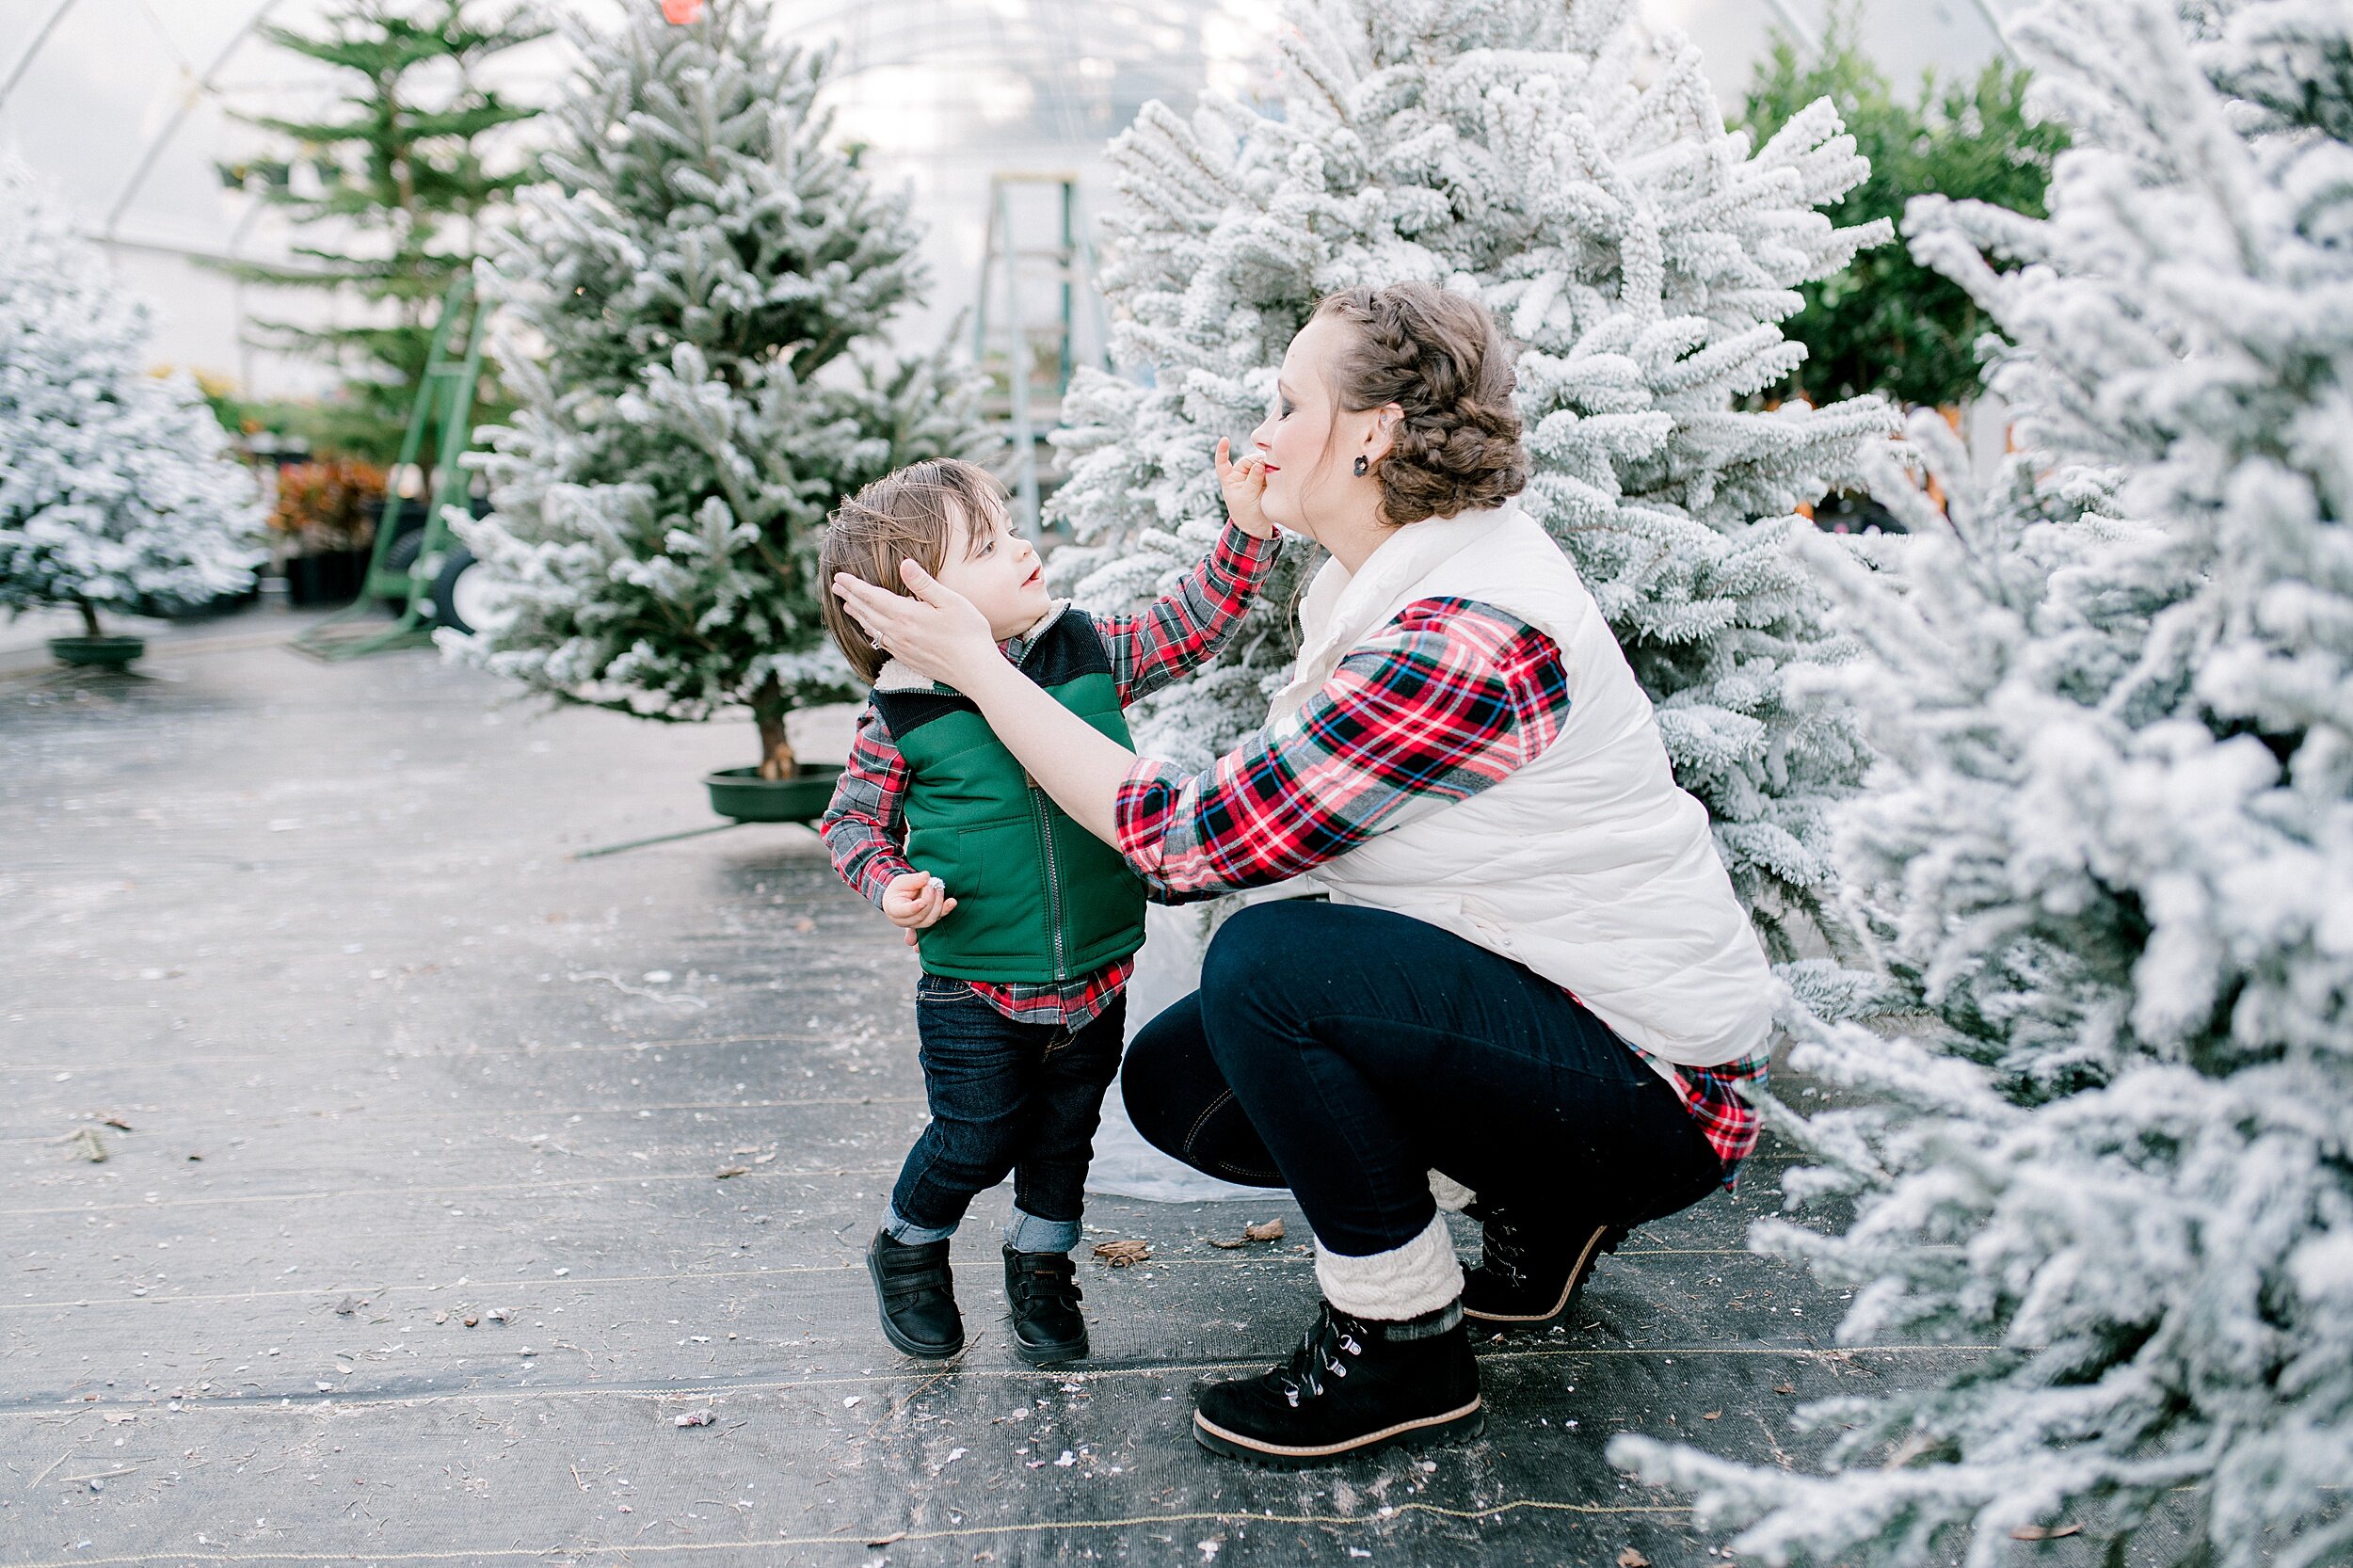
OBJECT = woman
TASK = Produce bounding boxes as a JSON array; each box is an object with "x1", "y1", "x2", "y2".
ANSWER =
[{"x1": 832, "y1": 281, "x2": 1773, "y2": 1468}]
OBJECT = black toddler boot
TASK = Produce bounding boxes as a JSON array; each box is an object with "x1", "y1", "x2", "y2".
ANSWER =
[
  {"x1": 867, "y1": 1230, "x2": 963, "y2": 1359},
  {"x1": 1193, "y1": 1300, "x2": 1482, "y2": 1468},
  {"x1": 1003, "y1": 1247, "x2": 1089, "y2": 1365},
  {"x1": 1460, "y1": 1204, "x2": 1626, "y2": 1334}
]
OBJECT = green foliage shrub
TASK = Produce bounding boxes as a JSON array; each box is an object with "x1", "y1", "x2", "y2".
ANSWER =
[{"x1": 1742, "y1": 9, "x2": 2067, "y2": 408}]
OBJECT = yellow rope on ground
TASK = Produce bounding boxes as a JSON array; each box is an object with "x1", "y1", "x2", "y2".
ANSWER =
[
  {"x1": 0, "y1": 1163, "x2": 904, "y2": 1219},
  {"x1": 6, "y1": 1496, "x2": 1696, "y2": 1568},
  {"x1": 0, "y1": 1243, "x2": 1776, "y2": 1315},
  {"x1": 7, "y1": 1342, "x2": 2004, "y2": 1420},
  {"x1": 0, "y1": 1031, "x2": 840, "y2": 1077}
]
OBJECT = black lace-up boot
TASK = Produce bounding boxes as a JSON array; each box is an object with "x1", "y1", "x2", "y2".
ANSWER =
[
  {"x1": 1003, "y1": 1247, "x2": 1088, "y2": 1365},
  {"x1": 1192, "y1": 1299, "x2": 1481, "y2": 1467},
  {"x1": 867, "y1": 1230, "x2": 963, "y2": 1359},
  {"x1": 1460, "y1": 1203, "x2": 1626, "y2": 1334}
]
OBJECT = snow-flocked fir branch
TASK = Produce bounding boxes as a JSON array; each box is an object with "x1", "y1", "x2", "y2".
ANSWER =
[
  {"x1": 1613, "y1": 4, "x2": 2353, "y2": 1563},
  {"x1": 1047, "y1": 0, "x2": 1900, "y2": 958},
  {"x1": 448, "y1": 0, "x2": 987, "y2": 775},
  {"x1": 0, "y1": 160, "x2": 262, "y2": 635}
]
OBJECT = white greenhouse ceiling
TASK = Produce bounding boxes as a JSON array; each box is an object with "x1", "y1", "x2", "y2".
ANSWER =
[{"x1": 3, "y1": 0, "x2": 2008, "y2": 394}]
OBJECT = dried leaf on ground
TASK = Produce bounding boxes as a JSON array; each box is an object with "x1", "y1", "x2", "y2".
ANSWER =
[
  {"x1": 1773, "y1": 1383, "x2": 1797, "y2": 1395},
  {"x1": 714, "y1": 1165, "x2": 750, "y2": 1179},
  {"x1": 1702, "y1": 1410, "x2": 1721, "y2": 1420},
  {"x1": 674, "y1": 1409, "x2": 714, "y2": 1428},
  {"x1": 1617, "y1": 1549, "x2": 1650, "y2": 1568},
  {"x1": 867, "y1": 1531, "x2": 906, "y2": 1547},
  {"x1": 2010, "y1": 1526, "x2": 2081, "y2": 1541},
  {"x1": 1093, "y1": 1240, "x2": 1151, "y2": 1267},
  {"x1": 1212, "y1": 1219, "x2": 1288, "y2": 1248}
]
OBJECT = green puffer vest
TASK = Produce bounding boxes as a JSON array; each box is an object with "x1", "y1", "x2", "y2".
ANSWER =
[{"x1": 872, "y1": 606, "x2": 1147, "y2": 984}]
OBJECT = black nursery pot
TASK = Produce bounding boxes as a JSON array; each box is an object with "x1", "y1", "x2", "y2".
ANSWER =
[
  {"x1": 283, "y1": 549, "x2": 371, "y2": 607},
  {"x1": 49, "y1": 635, "x2": 146, "y2": 669},
  {"x1": 704, "y1": 764, "x2": 845, "y2": 824}
]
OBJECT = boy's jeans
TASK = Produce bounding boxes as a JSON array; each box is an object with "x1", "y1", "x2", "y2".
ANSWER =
[{"x1": 885, "y1": 975, "x2": 1127, "y2": 1256}]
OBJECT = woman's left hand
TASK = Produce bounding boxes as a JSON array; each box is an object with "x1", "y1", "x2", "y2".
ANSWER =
[{"x1": 832, "y1": 561, "x2": 999, "y2": 687}]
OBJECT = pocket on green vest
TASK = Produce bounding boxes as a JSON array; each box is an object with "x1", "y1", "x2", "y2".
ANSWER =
[
  {"x1": 908, "y1": 818, "x2": 1042, "y2": 956},
  {"x1": 903, "y1": 822, "x2": 990, "y2": 904}
]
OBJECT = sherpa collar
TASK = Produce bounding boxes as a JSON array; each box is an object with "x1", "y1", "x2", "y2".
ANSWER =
[{"x1": 870, "y1": 600, "x2": 1071, "y2": 695}]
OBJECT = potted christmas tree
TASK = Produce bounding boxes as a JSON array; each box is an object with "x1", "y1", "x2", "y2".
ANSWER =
[
  {"x1": 0, "y1": 163, "x2": 261, "y2": 668},
  {"x1": 451, "y1": 0, "x2": 985, "y2": 819},
  {"x1": 213, "y1": 0, "x2": 547, "y2": 468}
]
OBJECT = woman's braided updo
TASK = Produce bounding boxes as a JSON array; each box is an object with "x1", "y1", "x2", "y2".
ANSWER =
[{"x1": 1312, "y1": 281, "x2": 1529, "y2": 525}]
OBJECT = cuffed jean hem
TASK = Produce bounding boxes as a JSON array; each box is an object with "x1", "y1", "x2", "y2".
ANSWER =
[
  {"x1": 882, "y1": 1205, "x2": 958, "y2": 1246},
  {"x1": 1003, "y1": 1207, "x2": 1080, "y2": 1255}
]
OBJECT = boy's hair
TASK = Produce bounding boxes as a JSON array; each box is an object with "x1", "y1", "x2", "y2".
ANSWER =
[{"x1": 819, "y1": 458, "x2": 1007, "y2": 683}]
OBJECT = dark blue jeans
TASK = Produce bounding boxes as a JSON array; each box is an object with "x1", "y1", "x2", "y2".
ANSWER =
[
  {"x1": 888, "y1": 976, "x2": 1127, "y2": 1254},
  {"x1": 1121, "y1": 902, "x2": 1727, "y2": 1258}
]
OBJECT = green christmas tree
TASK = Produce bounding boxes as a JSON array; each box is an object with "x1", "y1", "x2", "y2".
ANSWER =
[
  {"x1": 217, "y1": 0, "x2": 546, "y2": 460},
  {"x1": 1740, "y1": 6, "x2": 2066, "y2": 409},
  {"x1": 450, "y1": 0, "x2": 986, "y2": 779}
]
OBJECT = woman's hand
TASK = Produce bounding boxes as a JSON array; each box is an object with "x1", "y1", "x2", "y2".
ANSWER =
[
  {"x1": 1216, "y1": 438, "x2": 1278, "y2": 539},
  {"x1": 831, "y1": 561, "x2": 999, "y2": 688}
]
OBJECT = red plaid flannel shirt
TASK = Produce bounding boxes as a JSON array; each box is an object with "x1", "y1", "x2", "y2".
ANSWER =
[
  {"x1": 1113, "y1": 595, "x2": 1768, "y2": 1176},
  {"x1": 822, "y1": 520, "x2": 1278, "y2": 1030}
]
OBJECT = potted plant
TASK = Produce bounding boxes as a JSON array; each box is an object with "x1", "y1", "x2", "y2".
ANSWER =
[
  {"x1": 0, "y1": 163, "x2": 261, "y2": 667},
  {"x1": 450, "y1": 0, "x2": 985, "y2": 823},
  {"x1": 268, "y1": 457, "x2": 386, "y2": 606}
]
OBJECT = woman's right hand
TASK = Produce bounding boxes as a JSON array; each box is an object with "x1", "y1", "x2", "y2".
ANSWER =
[{"x1": 1216, "y1": 438, "x2": 1277, "y2": 539}]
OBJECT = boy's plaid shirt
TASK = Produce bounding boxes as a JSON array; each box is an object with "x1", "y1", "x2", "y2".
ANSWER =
[
  {"x1": 1112, "y1": 595, "x2": 1769, "y2": 1176},
  {"x1": 822, "y1": 520, "x2": 1279, "y2": 1031}
]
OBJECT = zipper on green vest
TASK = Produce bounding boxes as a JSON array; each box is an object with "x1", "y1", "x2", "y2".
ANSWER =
[
  {"x1": 1029, "y1": 783, "x2": 1068, "y2": 982},
  {"x1": 1009, "y1": 621, "x2": 1077, "y2": 984}
]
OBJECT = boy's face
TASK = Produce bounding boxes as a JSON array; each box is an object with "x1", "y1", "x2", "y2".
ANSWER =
[{"x1": 930, "y1": 493, "x2": 1050, "y2": 642}]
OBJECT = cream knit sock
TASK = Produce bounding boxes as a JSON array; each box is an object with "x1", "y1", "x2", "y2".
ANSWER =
[{"x1": 1314, "y1": 1213, "x2": 1465, "y2": 1321}]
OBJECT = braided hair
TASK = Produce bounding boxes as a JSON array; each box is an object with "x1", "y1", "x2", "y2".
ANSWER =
[{"x1": 1311, "y1": 282, "x2": 1530, "y2": 526}]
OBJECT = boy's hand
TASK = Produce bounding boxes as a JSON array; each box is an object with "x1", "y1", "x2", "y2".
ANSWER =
[
  {"x1": 1216, "y1": 438, "x2": 1278, "y2": 539},
  {"x1": 881, "y1": 871, "x2": 956, "y2": 947}
]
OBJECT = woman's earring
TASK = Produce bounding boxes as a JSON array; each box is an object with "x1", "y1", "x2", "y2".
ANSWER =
[{"x1": 1353, "y1": 456, "x2": 1369, "y2": 477}]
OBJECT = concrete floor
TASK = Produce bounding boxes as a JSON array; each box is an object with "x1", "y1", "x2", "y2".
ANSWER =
[{"x1": 2, "y1": 609, "x2": 1993, "y2": 1567}]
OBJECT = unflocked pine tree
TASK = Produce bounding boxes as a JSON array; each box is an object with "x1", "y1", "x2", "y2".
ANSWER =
[
  {"x1": 0, "y1": 162, "x2": 260, "y2": 636},
  {"x1": 1614, "y1": 3, "x2": 2353, "y2": 1563},
  {"x1": 450, "y1": 0, "x2": 984, "y2": 777},
  {"x1": 1048, "y1": 0, "x2": 1897, "y2": 956}
]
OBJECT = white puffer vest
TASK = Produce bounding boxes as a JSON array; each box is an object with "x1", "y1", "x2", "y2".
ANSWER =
[{"x1": 1268, "y1": 502, "x2": 1773, "y2": 1070}]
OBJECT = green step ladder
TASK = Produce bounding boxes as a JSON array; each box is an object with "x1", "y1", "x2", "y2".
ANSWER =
[{"x1": 292, "y1": 274, "x2": 486, "y2": 662}]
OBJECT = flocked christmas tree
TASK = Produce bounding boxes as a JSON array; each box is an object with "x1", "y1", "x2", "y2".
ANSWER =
[
  {"x1": 0, "y1": 161, "x2": 261, "y2": 639},
  {"x1": 1048, "y1": 0, "x2": 1897, "y2": 956},
  {"x1": 450, "y1": 0, "x2": 985, "y2": 777},
  {"x1": 1614, "y1": 2, "x2": 2353, "y2": 1562}
]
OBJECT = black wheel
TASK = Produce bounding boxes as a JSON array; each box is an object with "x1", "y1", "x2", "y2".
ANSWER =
[
  {"x1": 376, "y1": 525, "x2": 428, "y2": 612},
  {"x1": 430, "y1": 546, "x2": 507, "y2": 636}
]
